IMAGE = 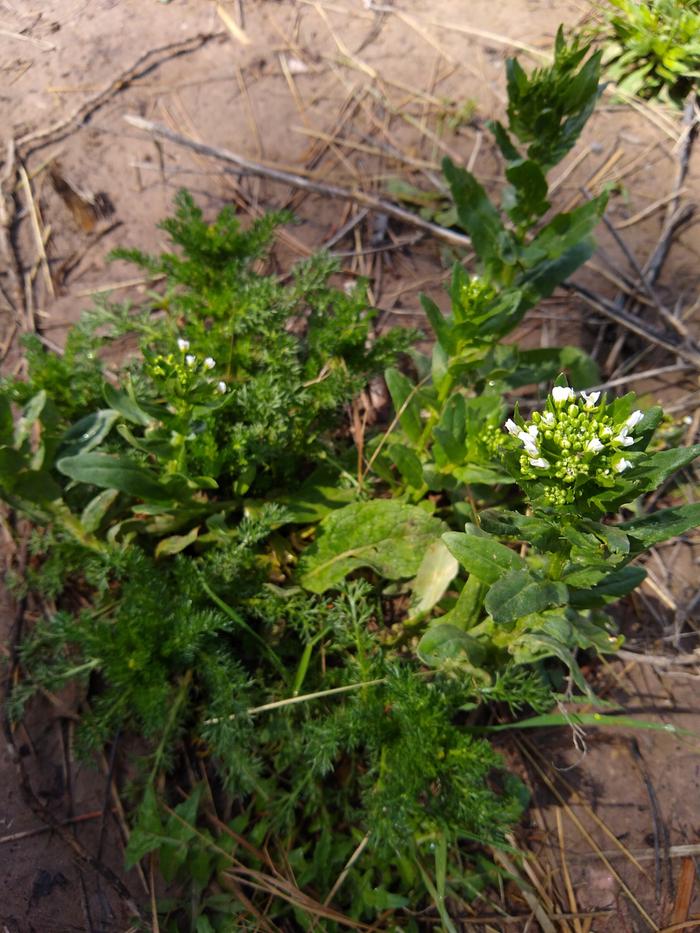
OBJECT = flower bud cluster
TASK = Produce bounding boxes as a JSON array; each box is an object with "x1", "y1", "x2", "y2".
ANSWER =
[
  {"x1": 458, "y1": 275, "x2": 496, "y2": 316},
  {"x1": 480, "y1": 422, "x2": 506, "y2": 458},
  {"x1": 504, "y1": 386, "x2": 644, "y2": 505},
  {"x1": 146, "y1": 338, "x2": 227, "y2": 396}
]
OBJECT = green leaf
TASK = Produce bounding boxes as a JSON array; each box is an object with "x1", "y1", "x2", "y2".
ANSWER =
[
  {"x1": 442, "y1": 157, "x2": 508, "y2": 267},
  {"x1": 507, "y1": 346, "x2": 600, "y2": 390},
  {"x1": 620, "y1": 502, "x2": 700, "y2": 549},
  {"x1": 479, "y1": 712, "x2": 696, "y2": 737},
  {"x1": 273, "y1": 473, "x2": 357, "y2": 523},
  {"x1": 0, "y1": 447, "x2": 26, "y2": 486},
  {"x1": 103, "y1": 383, "x2": 154, "y2": 426},
  {"x1": 56, "y1": 452, "x2": 167, "y2": 501},
  {"x1": 58, "y1": 409, "x2": 119, "y2": 459},
  {"x1": 433, "y1": 394, "x2": 466, "y2": 464},
  {"x1": 417, "y1": 623, "x2": 485, "y2": 668},
  {"x1": 299, "y1": 499, "x2": 446, "y2": 593},
  {"x1": 510, "y1": 631, "x2": 590, "y2": 695},
  {"x1": 421, "y1": 295, "x2": 455, "y2": 356},
  {"x1": 485, "y1": 570, "x2": 568, "y2": 623},
  {"x1": 438, "y1": 573, "x2": 487, "y2": 630},
  {"x1": 80, "y1": 488, "x2": 120, "y2": 533},
  {"x1": 630, "y1": 444, "x2": 700, "y2": 490},
  {"x1": 569, "y1": 565, "x2": 646, "y2": 608},
  {"x1": 0, "y1": 396, "x2": 13, "y2": 445},
  {"x1": 14, "y1": 391, "x2": 47, "y2": 446},
  {"x1": 479, "y1": 509, "x2": 559, "y2": 550},
  {"x1": 385, "y1": 367, "x2": 423, "y2": 443},
  {"x1": 155, "y1": 525, "x2": 200, "y2": 558},
  {"x1": 125, "y1": 785, "x2": 163, "y2": 868},
  {"x1": 503, "y1": 159, "x2": 550, "y2": 225},
  {"x1": 519, "y1": 195, "x2": 606, "y2": 297},
  {"x1": 442, "y1": 524, "x2": 526, "y2": 585},
  {"x1": 388, "y1": 443, "x2": 425, "y2": 489},
  {"x1": 409, "y1": 539, "x2": 459, "y2": 617},
  {"x1": 451, "y1": 463, "x2": 516, "y2": 485}
]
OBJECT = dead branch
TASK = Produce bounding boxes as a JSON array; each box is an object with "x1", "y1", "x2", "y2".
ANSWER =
[
  {"x1": 123, "y1": 114, "x2": 473, "y2": 250},
  {"x1": 563, "y1": 281, "x2": 700, "y2": 368}
]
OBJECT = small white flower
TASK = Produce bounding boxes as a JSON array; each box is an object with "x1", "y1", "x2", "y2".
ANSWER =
[
  {"x1": 177, "y1": 338, "x2": 190, "y2": 352},
  {"x1": 505, "y1": 418, "x2": 519, "y2": 435},
  {"x1": 552, "y1": 386, "x2": 575, "y2": 405},
  {"x1": 586, "y1": 437, "x2": 604, "y2": 453},
  {"x1": 625, "y1": 410, "x2": 644, "y2": 430},
  {"x1": 581, "y1": 390, "x2": 600, "y2": 408},
  {"x1": 614, "y1": 427, "x2": 634, "y2": 447},
  {"x1": 216, "y1": 381, "x2": 227, "y2": 394},
  {"x1": 203, "y1": 357, "x2": 216, "y2": 370},
  {"x1": 527, "y1": 424, "x2": 539, "y2": 438},
  {"x1": 601, "y1": 426, "x2": 612, "y2": 437},
  {"x1": 542, "y1": 411, "x2": 555, "y2": 426},
  {"x1": 614, "y1": 457, "x2": 632, "y2": 473},
  {"x1": 185, "y1": 354, "x2": 196, "y2": 367},
  {"x1": 529, "y1": 456, "x2": 550, "y2": 469},
  {"x1": 519, "y1": 433, "x2": 540, "y2": 456}
]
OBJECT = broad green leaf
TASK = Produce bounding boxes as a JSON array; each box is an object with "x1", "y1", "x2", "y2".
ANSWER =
[
  {"x1": 569, "y1": 565, "x2": 646, "y2": 608},
  {"x1": 519, "y1": 196, "x2": 606, "y2": 296},
  {"x1": 103, "y1": 383, "x2": 154, "y2": 426},
  {"x1": 438, "y1": 573, "x2": 487, "y2": 630},
  {"x1": 58, "y1": 409, "x2": 119, "y2": 459},
  {"x1": 388, "y1": 443, "x2": 424, "y2": 489},
  {"x1": 630, "y1": 444, "x2": 700, "y2": 491},
  {"x1": 507, "y1": 346, "x2": 600, "y2": 390},
  {"x1": 155, "y1": 525, "x2": 200, "y2": 558},
  {"x1": 384, "y1": 368, "x2": 423, "y2": 443},
  {"x1": 417, "y1": 623, "x2": 486, "y2": 669},
  {"x1": 432, "y1": 394, "x2": 466, "y2": 464},
  {"x1": 409, "y1": 539, "x2": 459, "y2": 617},
  {"x1": 299, "y1": 500, "x2": 446, "y2": 593},
  {"x1": 503, "y1": 159, "x2": 550, "y2": 225},
  {"x1": 479, "y1": 509, "x2": 559, "y2": 550},
  {"x1": 442, "y1": 157, "x2": 508, "y2": 267},
  {"x1": 56, "y1": 452, "x2": 166, "y2": 500},
  {"x1": 620, "y1": 502, "x2": 700, "y2": 549},
  {"x1": 485, "y1": 569, "x2": 568, "y2": 623},
  {"x1": 451, "y1": 463, "x2": 516, "y2": 485},
  {"x1": 442, "y1": 524, "x2": 526, "y2": 584}
]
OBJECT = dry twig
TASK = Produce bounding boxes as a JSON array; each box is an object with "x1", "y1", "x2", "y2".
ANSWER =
[{"x1": 123, "y1": 114, "x2": 472, "y2": 249}]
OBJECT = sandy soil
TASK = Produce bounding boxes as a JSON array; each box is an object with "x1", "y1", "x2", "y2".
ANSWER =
[{"x1": 1, "y1": 1, "x2": 699, "y2": 930}]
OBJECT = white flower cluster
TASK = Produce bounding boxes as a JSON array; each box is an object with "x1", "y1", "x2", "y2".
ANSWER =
[
  {"x1": 504, "y1": 385, "x2": 645, "y2": 505},
  {"x1": 177, "y1": 336, "x2": 226, "y2": 393}
]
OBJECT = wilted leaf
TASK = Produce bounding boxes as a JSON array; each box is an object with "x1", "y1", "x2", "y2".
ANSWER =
[{"x1": 410, "y1": 539, "x2": 459, "y2": 617}]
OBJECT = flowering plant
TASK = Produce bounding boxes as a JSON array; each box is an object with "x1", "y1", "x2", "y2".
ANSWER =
[{"x1": 503, "y1": 380, "x2": 660, "y2": 509}]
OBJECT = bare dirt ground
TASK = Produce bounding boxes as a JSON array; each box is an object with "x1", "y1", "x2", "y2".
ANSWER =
[{"x1": 1, "y1": 0, "x2": 699, "y2": 930}]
